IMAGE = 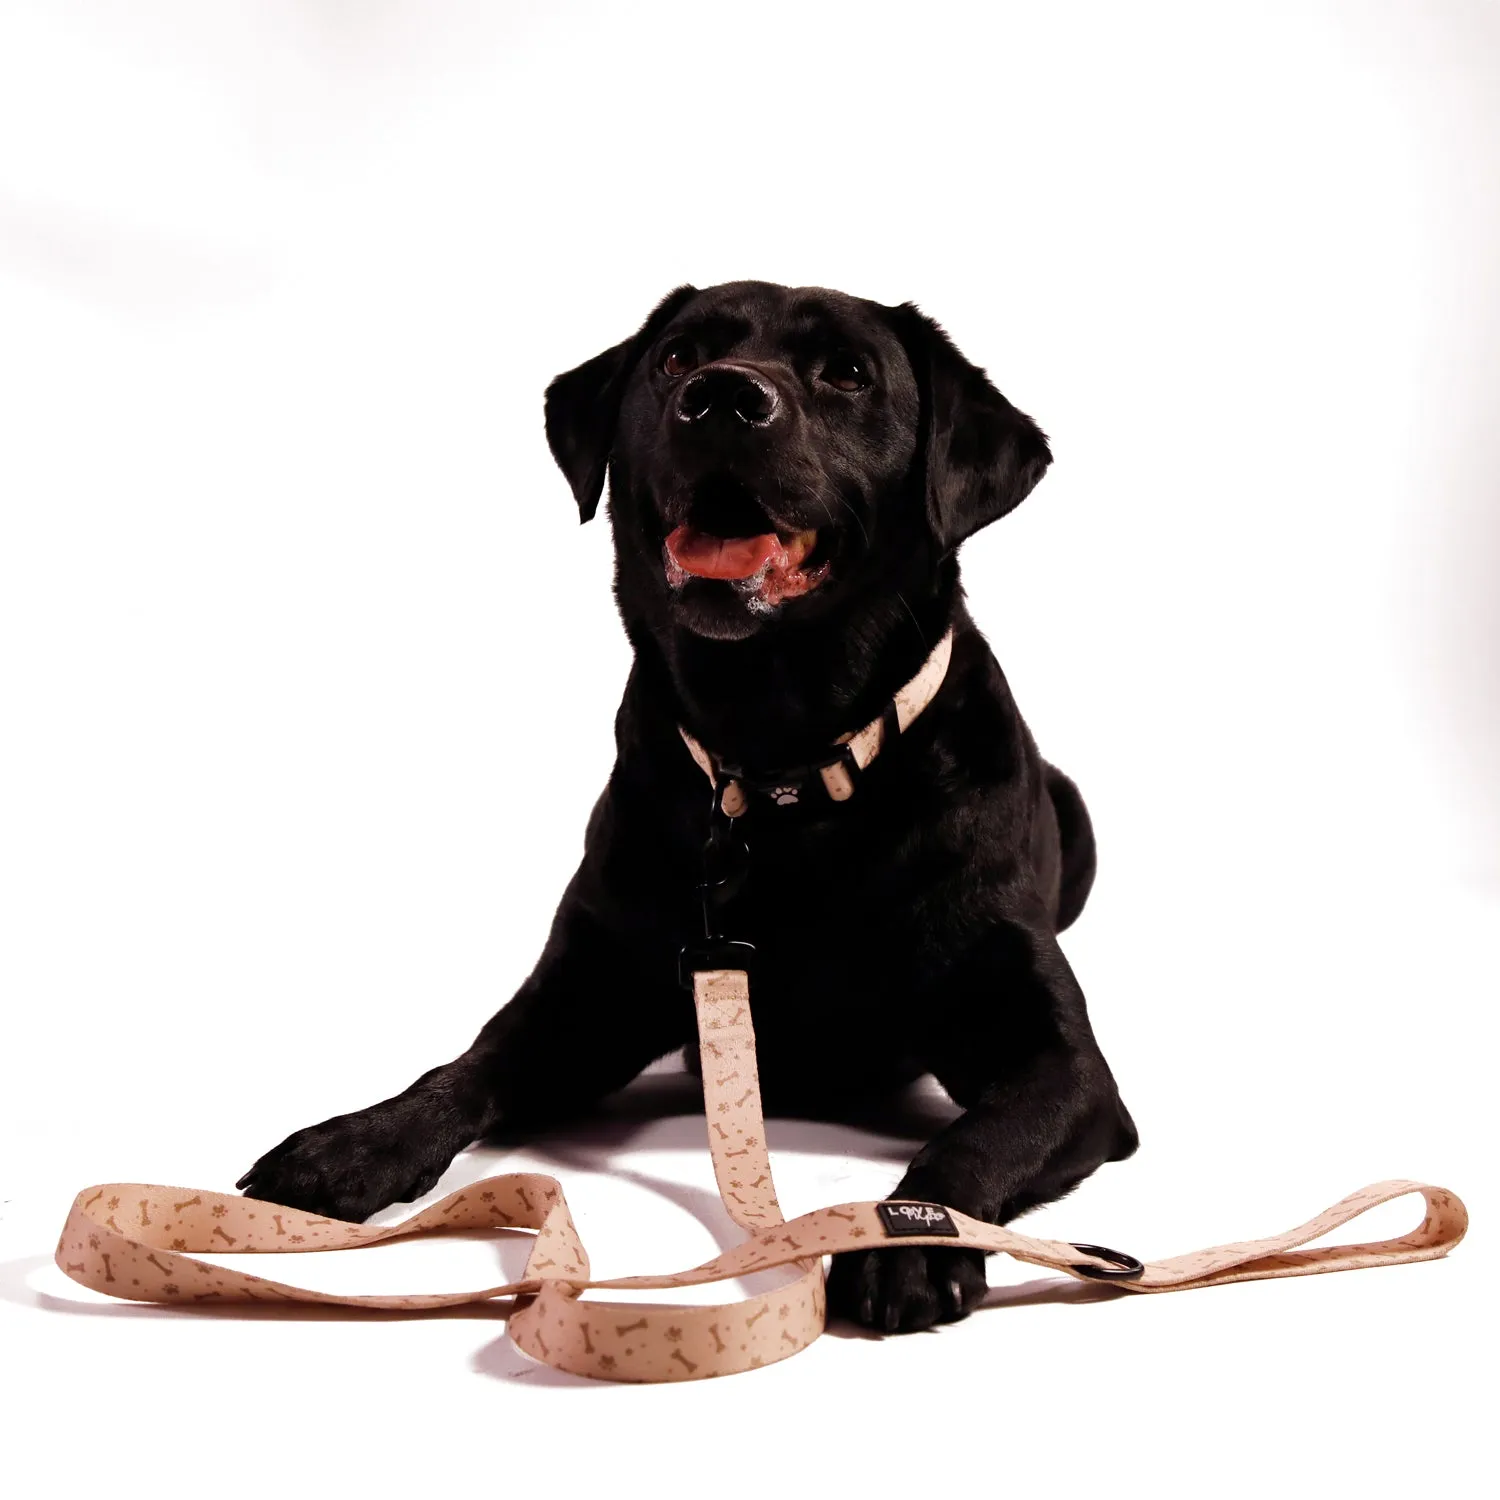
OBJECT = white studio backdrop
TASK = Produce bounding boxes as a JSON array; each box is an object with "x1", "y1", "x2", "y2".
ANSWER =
[{"x1": 1, "y1": 2, "x2": 1495, "y2": 1494}]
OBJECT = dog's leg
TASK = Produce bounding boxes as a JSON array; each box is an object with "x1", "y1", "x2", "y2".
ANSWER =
[
  {"x1": 235, "y1": 903, "x2": 689, "y2": 1222},
  {"x1": 826, "y1": 912, "x2": 1137, "y2": 1333}
]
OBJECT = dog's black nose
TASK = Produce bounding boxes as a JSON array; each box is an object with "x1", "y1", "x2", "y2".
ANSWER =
[{"x1": 675, "y1": 364, "x2": 780, "y2": 428}]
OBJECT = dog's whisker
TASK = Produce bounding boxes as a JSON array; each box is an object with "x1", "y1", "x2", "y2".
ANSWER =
[
  {"x1": 826, "y1": 488, "x2": 870, "y2": 547},
  {"x1": 894, "y1": 590, "x2": 928, "y2": 651}
]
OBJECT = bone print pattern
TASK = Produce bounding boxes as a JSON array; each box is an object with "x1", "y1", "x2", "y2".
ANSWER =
[
  {"x1": 693, "y1": 970, "x2": 783, "y2": 1230},
  {"x1": 507, "y1": 968, "x2": 826, "y2": 1380},
  {"x1": 54, "y1": 961, "x2": 1468, "y2": 1383}
]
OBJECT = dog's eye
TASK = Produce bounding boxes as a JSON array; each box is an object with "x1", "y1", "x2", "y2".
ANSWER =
[
  {"x1": 820, "y1": 353, "x2": 870, "y2": 392},
  {"x1": 661, "y1": 342, "x2": 697, "y2": 378}
]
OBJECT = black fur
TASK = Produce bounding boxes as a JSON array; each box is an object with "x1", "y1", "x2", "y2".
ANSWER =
[{"x1": 237, "y1": 281, "x2": 1137, "y2": 1334}]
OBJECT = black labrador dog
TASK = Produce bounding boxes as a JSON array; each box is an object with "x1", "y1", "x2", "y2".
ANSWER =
[{"x1": 237, "y1": 281, "x2": 1138, "y2": 1333}]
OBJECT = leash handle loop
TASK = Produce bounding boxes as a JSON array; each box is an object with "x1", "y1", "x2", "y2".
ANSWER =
[{"x1": 53, "y1": 969, "x2": 1468, "y2": 1381}]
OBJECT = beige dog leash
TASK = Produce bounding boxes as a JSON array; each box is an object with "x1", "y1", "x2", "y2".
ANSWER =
[
  {"x1": 56, "y1": 963, "x2": 1467, "y2": 1382},
  {"x1": 54, "y1": 628, "x2": 1468, "y2": 1379}
]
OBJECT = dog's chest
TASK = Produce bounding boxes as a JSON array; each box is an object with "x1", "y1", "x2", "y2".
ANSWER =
[{"x1": 714, "y1": 817, "x2": 940, "y2": 1009}]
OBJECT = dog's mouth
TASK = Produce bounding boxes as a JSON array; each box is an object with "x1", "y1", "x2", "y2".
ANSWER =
[
  {"x1": 661, "y1": 478, "x2": 830, "y2": 606},
  {"x1": 666, "y1": 522, "x2": 819, "y2": 581}
]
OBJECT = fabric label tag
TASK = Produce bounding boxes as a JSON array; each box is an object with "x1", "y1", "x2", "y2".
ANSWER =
[{"x1": 877, "y1": 1201, "x2": 959, "y2": 1237}]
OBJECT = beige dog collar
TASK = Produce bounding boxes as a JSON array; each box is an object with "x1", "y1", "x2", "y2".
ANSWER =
[{"x1": 679, "y1": 626, "x2": 955, "y2": 814}]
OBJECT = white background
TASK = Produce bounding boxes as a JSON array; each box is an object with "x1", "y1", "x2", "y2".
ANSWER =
[{"x1": 1, "y1": 2, "x2": 1495, "y2": 1494}]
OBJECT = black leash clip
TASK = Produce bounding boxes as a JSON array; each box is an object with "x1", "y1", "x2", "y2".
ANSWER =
[
  {"x1": 679, "y1": 786, "x2": 754, "y2": 987},
  {"x1": 678, "y1": 938, "x2": 756, "y2": 989}
]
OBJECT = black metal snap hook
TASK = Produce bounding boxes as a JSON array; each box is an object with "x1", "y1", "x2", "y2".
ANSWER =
[
  {"x1": 679, "y1": 940, "x2": 756, "y2": 989},
  {"x1": 700, "y1": 820, "x2": 749, "y2": 910},
  {"x1": 1068, "y1": 1242, "x2": 1145, "y2": 1281}
]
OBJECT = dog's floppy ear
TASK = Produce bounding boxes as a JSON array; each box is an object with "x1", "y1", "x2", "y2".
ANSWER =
[
  {"x1": 544, "y1": 285, "x2": 699, "y2": 523},
  {"x1": 889, "y1": 303, "x2": 1052, "y2": 555}
]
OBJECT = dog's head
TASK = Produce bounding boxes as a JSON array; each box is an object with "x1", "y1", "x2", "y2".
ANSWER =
[{"x1": 545, "y1": 281, "x2": 1050, "y2": 643}]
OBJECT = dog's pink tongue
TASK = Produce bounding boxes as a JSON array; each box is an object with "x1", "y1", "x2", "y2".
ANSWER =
[{"x1": 665, "y1": 525, "x2": 780, "y2": 580}]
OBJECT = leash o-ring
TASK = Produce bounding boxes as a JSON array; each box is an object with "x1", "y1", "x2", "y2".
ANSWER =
[{"x1": 1068, "y1": 1242, "x2": 1145, "y2": 1280}]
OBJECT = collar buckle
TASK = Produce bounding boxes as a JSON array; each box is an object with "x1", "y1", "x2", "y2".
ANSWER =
[
  {"x1": 719, "y1": 741, "x2": 860, "y2": 810},
  {"x1": 679, "y1": 626, "x2": 955, "y2": 814}
]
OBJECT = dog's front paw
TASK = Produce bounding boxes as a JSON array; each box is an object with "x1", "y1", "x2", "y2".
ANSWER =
[
  {"x1": 235, "y1": 1103, "x2": 449, "y2": 1223},
  {"x1": 826, "y1": 1243, "x2": 988, "y2": 1334}
]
